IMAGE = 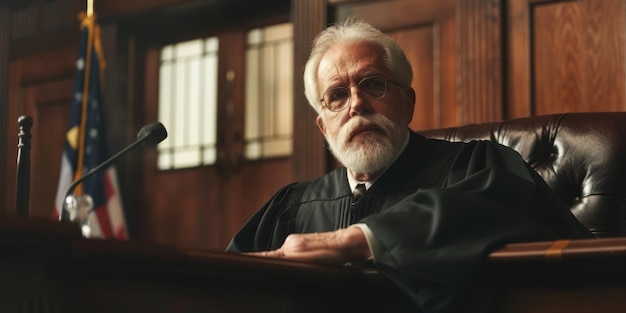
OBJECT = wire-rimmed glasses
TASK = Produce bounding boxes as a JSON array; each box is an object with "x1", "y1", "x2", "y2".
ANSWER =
[{"x1": 320, "y1": 75, "x2": 404, "y2": 112}]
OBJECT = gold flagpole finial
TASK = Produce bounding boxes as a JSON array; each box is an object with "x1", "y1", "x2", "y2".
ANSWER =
[{"x1": 87, "y1": 0, "x2": 93, "y2": 17}]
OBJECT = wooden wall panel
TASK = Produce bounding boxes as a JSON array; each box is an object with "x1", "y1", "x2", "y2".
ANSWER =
[
  {"x1": 534, "y1": 1, "x2": 588, "y2": 114},
  {"x1": 5, "y1": 46, "x2": 75, "y2": 217},
  {"x1": 0, "y1": 5, "x2": 9, "y2": 212},
  {"x1": 457, "y1": 0, "x2": 502, "y2": 123},
  {"x1": 508, "y1": 0, "x2": 626, "y2": 117},
  {"x1": 392, "y1": 28, "x2": 437, "y2": 130},
  {"x1": 291, "y1": 0, "x2": 328, "y2": 180},
  {"x1": 2, "y1": 0, "x2": 82, "y2": 217},
  {"x1": 4, "y1": 62, "x2": 21, "y2": 215},
  {"x1": 23, "y1": 80, "x2": 72, "y2": 218},
  {"x1": 507, "y1": 0, "x2": 532, "y2": 118}
]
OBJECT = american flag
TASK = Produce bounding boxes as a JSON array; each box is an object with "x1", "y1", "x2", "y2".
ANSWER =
[{"x1": 53, "y1": 13, "x2": 127, "y2": 239}]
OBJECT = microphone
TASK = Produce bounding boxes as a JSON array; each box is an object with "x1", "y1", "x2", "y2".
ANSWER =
[{"x1": 60, "y1": 122, "x2": 167, "y2": 221}]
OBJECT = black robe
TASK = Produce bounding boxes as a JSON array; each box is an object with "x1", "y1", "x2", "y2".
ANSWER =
[{"x1": 226, "y1": 131, "x2": 593, "y2": 312}]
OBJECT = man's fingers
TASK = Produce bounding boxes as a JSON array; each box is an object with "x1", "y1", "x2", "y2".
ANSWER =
[
  {"x1": 245, "y1": 247, "x2": 342, "y2": 264},
  {"x1": 245, "y1": 250, "x2": 282, "y2": 258},
  {"x1": 241, "y1": 228, "x2": 370, "y2": 265}
]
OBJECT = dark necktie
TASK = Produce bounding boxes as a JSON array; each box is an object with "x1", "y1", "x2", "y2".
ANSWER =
[{"x1": 352, "y1": 183, "x2": 366, "y2": 203}]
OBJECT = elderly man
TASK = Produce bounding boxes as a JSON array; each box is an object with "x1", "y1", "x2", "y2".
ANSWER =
[{"x1": 226, "y1": 18, "x2": 592, "y2": 312}]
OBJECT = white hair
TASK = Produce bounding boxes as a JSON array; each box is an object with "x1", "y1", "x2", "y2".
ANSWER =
[{"x1": 303, "y1": 17, "x2": 413, "y2": 114}]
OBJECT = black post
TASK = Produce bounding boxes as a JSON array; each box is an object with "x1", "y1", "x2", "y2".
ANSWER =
[{"x1": 16, "y1": 115, "x2": 33, "y2": 215}]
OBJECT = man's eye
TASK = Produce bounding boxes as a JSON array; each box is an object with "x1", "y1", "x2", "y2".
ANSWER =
[
  {"x1": 328, "y1": 88, "x2": 349, "y2": 102},
  {"x1": 361, "y1": 77, "x2": 385, "y2": 90}
]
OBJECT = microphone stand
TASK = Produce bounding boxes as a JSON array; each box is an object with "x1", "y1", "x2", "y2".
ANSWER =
[
  {"x1": 61, "y1": 122, "x2": 167, "y2": 222},
  {"x1": 61, "y1": 137, "x2": 147, "y2": 222}
]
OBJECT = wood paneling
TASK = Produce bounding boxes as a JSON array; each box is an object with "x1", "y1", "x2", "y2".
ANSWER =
[
  {"x1": 506, "y1": 0, "x2": 532, "y2": 118},
  {"x1": 393, "y1": 28, "x2": 437, "y2": 130},
  {"x1": 5, "y1": 48, "x2": 75, "y2": 217},
  {"x1": 23, "y1": 80, "x2": 73, "y2": 218},
  {"x1": 292, "y1": 0, "x2": 328, "y2": 180},
  {"x1": 458, "y1": 0, "x2": 503, "y2": 123},
  {"x1": 507, "y1": 0, "x2": 626, "y2": 117},
  {"x1": 0, "y1": 5, "x2": 9, "y2": 213}
]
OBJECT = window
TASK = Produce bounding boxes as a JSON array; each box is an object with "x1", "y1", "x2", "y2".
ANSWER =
[
  {"x1": 158, "y1": 37, "x2": 219, "y2": 170},
  {"x1": 157, "y1": 22, "x2": 293, "y2": 170},
  {"x1": 245, "y1": 23, "x2": 293, "y2": 159}
]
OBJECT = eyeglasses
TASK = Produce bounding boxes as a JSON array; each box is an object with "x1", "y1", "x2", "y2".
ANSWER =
[{"x1": 320, "y1": 75, "x2": 405, "y2": 112}]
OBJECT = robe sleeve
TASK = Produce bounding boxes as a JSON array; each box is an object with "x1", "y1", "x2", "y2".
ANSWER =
[
  {"x1": 361, "y1": 141, "x2": 592, "y2": 312},
  {"x1": 226, "y1": 182, "x2": 307, "y2": 253}
]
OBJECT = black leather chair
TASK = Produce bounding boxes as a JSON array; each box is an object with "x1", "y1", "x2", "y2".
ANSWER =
[{"x1": 418, "y1": 112, "x2": 626, "y2": 238}]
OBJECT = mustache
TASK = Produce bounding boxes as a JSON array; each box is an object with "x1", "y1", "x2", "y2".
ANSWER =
[{"x1": 339, "y1": 115, "x2": 392, "y2": 143}]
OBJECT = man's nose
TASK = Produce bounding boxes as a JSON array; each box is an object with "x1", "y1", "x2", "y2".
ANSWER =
[{"x1": 348, "y1": 86, "x2": 370, "y2": 116}]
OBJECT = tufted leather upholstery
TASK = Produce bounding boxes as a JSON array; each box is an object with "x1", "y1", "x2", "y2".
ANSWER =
[{"x1": 417, "y1": 112, "x2": 626, "y2": 238}]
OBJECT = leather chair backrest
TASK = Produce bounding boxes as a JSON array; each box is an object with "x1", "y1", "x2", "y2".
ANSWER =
[{"x1": 417, "y1": 112, "x2": 626, "y2": 238}]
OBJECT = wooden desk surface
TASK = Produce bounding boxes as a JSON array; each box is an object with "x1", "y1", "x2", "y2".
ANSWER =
[
  {"x1": 491, "y1": 237, "x2": 626, "y2": 261},
  {"x1": 0, "y1": 215, "x2": 413, "y2": 313},
  {"x1": 476, "y1": 238, "x2": 626, "y2": 313},
  {"x1": 2, "y1": 215, "x2": 626, "y2": 313}
]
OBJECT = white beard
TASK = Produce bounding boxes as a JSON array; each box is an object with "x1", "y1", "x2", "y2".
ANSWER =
[{"x1": 325, "y1": 114, "x2": 408, "y2": 176}]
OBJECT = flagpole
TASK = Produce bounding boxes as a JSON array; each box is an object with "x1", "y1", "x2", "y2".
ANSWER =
[
  {"x1": 74, "y1": 1, "x2": 96, "y2": 194},
  {"x1": 87, "y1": 0, "x2": 93, "y2": 17}
]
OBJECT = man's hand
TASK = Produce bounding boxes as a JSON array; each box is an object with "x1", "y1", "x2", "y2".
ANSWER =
[{"x1": 245, "y1": 226, "x2": 372, "y2": 265}]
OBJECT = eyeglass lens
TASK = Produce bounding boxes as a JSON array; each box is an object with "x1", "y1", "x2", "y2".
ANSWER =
[{"x1": 322, "y1": 76, "x2": 388, "y2": 111}]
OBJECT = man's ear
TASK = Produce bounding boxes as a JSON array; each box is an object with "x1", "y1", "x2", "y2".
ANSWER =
[
  {"x1": 404, "y1": 87, "x2": 416, "y2": 124},
  {"x1": 316, "y1": 115, "x2": 327, "y2": 136}
]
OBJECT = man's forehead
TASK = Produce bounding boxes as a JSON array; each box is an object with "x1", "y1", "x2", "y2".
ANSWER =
[{"x1": 317, "y1": 43, "x2": 387, "y2": 85}]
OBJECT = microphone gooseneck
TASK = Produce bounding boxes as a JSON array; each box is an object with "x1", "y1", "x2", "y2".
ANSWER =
[{"x1": 60, "y1": 122, "x2": 167, "y2": 221}]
